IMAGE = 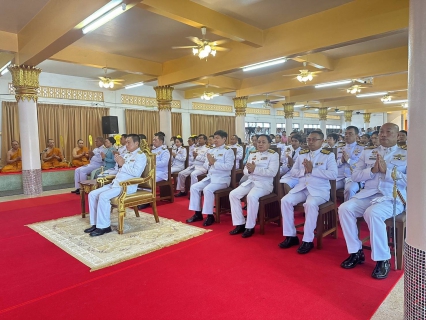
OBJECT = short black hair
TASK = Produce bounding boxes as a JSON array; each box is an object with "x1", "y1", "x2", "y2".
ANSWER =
[
  {"x1": 154, "y1": 133, "x2": 165, "y2": 142},
  {"x1": 209, "y1": 134, "x2": 214, "y2": 138},
  {"x1": 291, "y1": 134, "x2": 303, "y2": 143},
  {"x1": 128, "y1": 134, "x2": 140, "y2": 144},
  {"x1": 121, "y1": 134, "x2": 128, "y2": 139},
  {"x1": 399, "y1": 130, "x2": 407, "y2": 136},
  {"x1": 107, "y1": 137, "x2": 116, "y2": 144},
  {"x1": 310, "y1": 130, "x2": 324, "y2": 140},
  {"x1": 198, "y1": 134, "x2": 207, "y2": 141},
  {"x1": 346, "y1": 126, "x2": 359, "y2": 135},
  {"x1": 157, "y1": 131, "x2": 165, "y2": 136},
  {"x1": 361, "y1": 134, "x2": 370, "y2": 140},
  {"x1": 213, "y1": 130, "x2": 228, "y2": 139},
  {"x1": 188, "y1": 136, "x2": 196, "y2": 143},
  {"x1": 139, "y1": 134, "x2": 147, "y2": 140},
  {"x1": 327, "y1": 133, "x2": 339, "y2": 142},
  {"x1": 371, "y1": 131, "x2": 379, "y2": 137},
  {"x1": 257, "y1": 134, "x2": 272, "y2": 143}
]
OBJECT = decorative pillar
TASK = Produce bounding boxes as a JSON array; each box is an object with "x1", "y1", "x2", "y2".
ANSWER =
[
  {"x1": 344, "y1": 110, "x2": 353, "y2": 129},
  {"x1": 318, "y1": 108, "x2": 328, "y2": 134},
  {"x1": 405, "y1": 1, "x2": 426, "y2": 318},
  {"x1": 154, "y1": 85, "x2": 174, "y2": 147},
  {"x1": 363, "y1": 113, "x2": 371, "y2": 130},
  {"x1": 9, "y1": 65, "x2": 42, "y2": 196},
  {"x1": 233, "y1": 96, "x2": 247, "y2": 141},
  {"x1": 283, "y1": 102, "x2": 295, "y2": 134},
  {"x1": 383, "y1": 112, "x2": 388, "y2": 125}
]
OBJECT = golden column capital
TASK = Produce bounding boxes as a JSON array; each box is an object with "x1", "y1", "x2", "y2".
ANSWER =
[
  {"x1": 318, "y1": 108, "x2": 328, "y2": 121},
  {"x1": 8, "y1": 65, "x2": 41, "y2": 103},
  {"x1": 344, "y1": 110, "x2": 353, "y2": 122},
  {"x1": 283, "y1": 102, "x2": 295, "y2": 119},
  {"x1": 233, "y1": 96, "x2": 248, "y2": 116},
  {"x1": 363, "y1": 113, "x2": 371, "y2": 123},
  {"x1": 154, "y1": 85, "x2": 174, "y2": 111}
]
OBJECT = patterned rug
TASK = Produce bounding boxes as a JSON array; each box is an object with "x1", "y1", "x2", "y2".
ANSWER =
[{"x1": 27, "y1": 209, "x2": 210, "y2": 271}]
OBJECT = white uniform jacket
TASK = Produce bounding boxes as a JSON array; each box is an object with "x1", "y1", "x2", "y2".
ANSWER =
[
  {"x1": 201, "y1": 145, "x2": 235, "y2": 185},
  {"x1": 117, "y1": 145, "x2": 127, "y2": 156},
  {"x1": 188, "y1": 144, "x2": 195, "y2": 166},
  {"x1": 152, "y1": 146, "x2": 170, "y2": 181},
  {"x1": 90, "y1": 145, "x2": 107, "y2": 166},
  {"x1": 351, "y1": 145, "x2": 407, "y2": 204},
  {"x1": 229, "y1": 143, "x2": 243, "y2": 169},
  {"x1": 171, "y1": 146, "x2": 187, "y2": 168},
  {"x1": 192, "y1": 145, "x2": 210, "y2": 171},
  {"x1": 242, "y1": 149, "x2": 280, "y2": 188},
  {"x1": 280, "y1": 146, "x2": 301, "y2": 176},
  {"x1": 289, "y1": 148, "x2": 338, "y2": 200},
  {"x1": 110, "y1": 149, "x2": 147, "y2": 194},
  {"x1": 336, "y1": 142, "x2": 364, "y2": 181}
]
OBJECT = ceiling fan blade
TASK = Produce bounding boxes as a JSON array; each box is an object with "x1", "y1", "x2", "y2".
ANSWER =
[
  {"x1": 211, "y1": 39, "x2": 229, "y2": 46},
  {"x1": 282, "y1": 74, "x2": 298, "y2": 77},
  {"x1": 172, "y1": 46, "x2": 198, "y2": 49},
  {"x1": 211, "y1": 46, "x2": 230, "y2": 52},
  {"x1": 187, "y1": 36, "x2": 203, "y2": 45},
  {"x1": 112, "y1": 79, "x2": 125, "y2": 82},
  {"x1": 98, "y1": 77, "x2": 107, "y2": 81}
]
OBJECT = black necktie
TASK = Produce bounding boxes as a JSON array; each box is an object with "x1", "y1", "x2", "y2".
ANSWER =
[{"x1": 292, "y1": 150, "x2": 295, "y2": 158}]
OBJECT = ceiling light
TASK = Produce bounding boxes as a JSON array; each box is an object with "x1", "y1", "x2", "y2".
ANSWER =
[
  {"x1": 242, "y1": 58, "x2": 286, "y2": 72},
  {"x1": 402, "y1": 103, "x2": 408, "y2": 108},
  {"x1": 315, "y1": 80, "x2": 352, "y2": 88},
  {"x1": 99, "y1": 78, "x2": 114, "y2": 89},
  {"x1": 125, "y1": 82, "x2": 144, "y2": 89},
  {"x1": 347, "y1": 86, "x2": 361, "y2": 94},
  {"x1": 296, "y1": 70, "x2": 313, "y2": 83},
  {"x1": 356, "y1": 92, "x2": 387, "y2": 98},
  {"x1": 250, "y1": 101, "x2": 264, "y2": 104},
  {"x1": 80, "y1": 1, "x2": 122, "y2": 27},
  {"x1": 0, "y1": 61, "x2": 11, "y2": 76},
  {"x1": 82, "y1": 2, "x2": 126, "y2": 34},
  {"x1": 383, "y1": 99, "x2": 408, "y2": 104},
  {"x1": 201, "y1": 92, "x2": 219, "y2": 100},
  {"x1": 336, "y1": 111, "x2": 344, "y2": 113}
]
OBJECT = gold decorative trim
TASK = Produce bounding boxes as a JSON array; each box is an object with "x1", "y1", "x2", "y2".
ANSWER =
[
  {"x1": 277, "y1": 110, "x2": 300, "y2": 117},
  {"x1": 304, "y1": 113, "x2": 341, "y2": 120},
  {"x1": 154, "y1": 85, "x2": 174, "y2": 111},
  {"x1": 245, "y1": 108, "x2": 270, "y2": 115},
  {"x1": 283, "y1": 102, "x2": 295, "y2": 119},
  {"x1": 120, "y1": 94, "x2": 181, "y2": 109},
  {"x1": 233, "y1": 96, "x2": 248, "y2": 117},
  {"x1": 192, "y1": 102, "x2": 233, "y2": 113},
  {"x1": 8, "y1": 65, "x2": 41, "y2": 103},
  {"x1": 9, "y1": 83, "x2": 104, "y2": 102},
  {"x1": 318, "y1": 108, "x2": 328, "y2": 121},
  {"x1": 344, "y1": 110, "x2": 352, "y2": 122},
  {"x1": 363, "y1": 113, "x2": 371, "y2": 123}
]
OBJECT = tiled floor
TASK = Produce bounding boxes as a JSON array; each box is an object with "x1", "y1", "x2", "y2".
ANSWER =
[{"x1": 0, "y1": 187, "x2": 404, "y2": 318}]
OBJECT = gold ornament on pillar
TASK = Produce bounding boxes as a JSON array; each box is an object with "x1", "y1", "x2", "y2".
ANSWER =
[
  {"x1": 363, "y1": 113, "x2": 371, "y2": 123},
  {"x1": 283, "y1": 102, "x2": 295, "y2": 119},
  {"x1": 8, "y1": 65, "x2": 41, "y2": 103},
  {"x1": 344, "y1": 110, "x2": 352, "y2": 122},
  {"x1": 154, "y1": 85, "x2": 174, "y2": 111},
  {"x1": 318, "y1": 108, "x2": 328, "y2": 121},
  {"x1": 233, "y1": 96, "x2": 248, "y2": 116}
]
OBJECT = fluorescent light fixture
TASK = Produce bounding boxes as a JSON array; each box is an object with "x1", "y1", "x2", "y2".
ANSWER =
[
  {"x1": 80, "y1": 1, "x2": 122, "y2": 27},
  {"x1": 242, "y1": 58, "x2": 286, "y2": 72},
  {"x1": 82, "y1": 2, "x2": 126, "y2": 34},
  {"x1": 250, "y1": 101, "x2": 264, "y2": 104},
  {"x1": 315, "y1": 80, "x2": 352, "y2": 88},
  {"x1": 336, "y1": 111, "x2": 344, "y2": 113},
  {"x1": 383, "y1": 99, "x2": 408, "y2": 104},
  {"x1": 356, "y1": 92, "x2": 387, "y2": 98},
  {"x1": 125, "y1": 82, "x2": 144, "y2": 89},
  {"x1": 294, "y1": 104, "x2": 304, "y2": 108},
  {"x1": 0, "y1": 61, "x2": 11, "y2": 76}
]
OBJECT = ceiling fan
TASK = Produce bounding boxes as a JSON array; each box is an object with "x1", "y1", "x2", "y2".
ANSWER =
[
  {"x1": 261, "y1": 94, "x2": 283, "y2": 108},
  {"x1": 282, "y1": 62, "x2": 322, "y2": 83},
  {"x1": 194, "y1": 84, "x2": 220, "y2": 100},
  {"x1": 172, "y1": 26, "x2": 230, "y2": 60},
  {"x1": 92, "y1": 67, "x2": 124, "y2": 89},
  {"x1": 340, "y1": 78, "x2": 373, "y2": 94}
]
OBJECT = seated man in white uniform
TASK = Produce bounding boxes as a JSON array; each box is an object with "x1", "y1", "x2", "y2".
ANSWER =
[
  {"x1": 171, "y1": 136, "x2": 187, "y2": 173},
  {"x1": 279, "y1": 130, "x2": 338, "y2": 254},
  {"x1": 175, "y1": 134, "x2": 209, "y2": 197},
  {"x1": 275, "y1": 134, "x2": 287, "y2": 154},
  {"x1": 229, "y1": 134, "x2": 280, "y2": 238},
  {"x1": 71, "y1": 137, "x2": 106, "y2": 195},
  {"x1": 187, "y1": 136, "x2": 196, "y2": 166},
  {"x1": 338, "y1": 123, "x2": 407, "y2": 279},
  {"x1": 336, "y1": 126, "x2": 365, "y2": 201},
  {"x1": 152, "y1": 132, "x2": 170, "y2": 182},
  {"x1": 279, "y1": 134, "x2": 303, "y2": 189},
  {"x1": 229, "y1": 134, "x2": 243, "y2": 169},
  {"x1": 84, "y1": 134, "x2": 147, "y2": 236},
  {"x1": 186, "y1": 130, "x2": 235, "y2": 226}
]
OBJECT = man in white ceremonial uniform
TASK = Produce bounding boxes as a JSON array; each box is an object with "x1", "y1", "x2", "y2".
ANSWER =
[
  {"x1": 275, "y1": 134, "x2": 287, "y2": 155},
  {"x1": 71, "y1": 137, "x2": 106, "y2": 195},
  {"x1": 187, "y1": 136, "x2": 197, "y2": 166},
  {"x1": 338, "y1": 123, "x2": 407, "y2": 279},
  {"x1": 175, "y1": 134, "x2": 209, "y2": 197},
  {"x1": 279, "y1": 134, "x2": 302, "y2": 179},
  {"x1": 229, "y1": 135, "x2": 243, "y2": 169},
  {"x1": 186, "y1": 130, "x2": 235, "y2": 226},
  {"x1": 279, "y1": 130, "x2": 338, "y2": 254},
  {"x1": 229, "y1": 134, "x2": 280, "y2": 238},
  {"x1": 84, "y1": 135, "x2": 147, "y2": 236},
  {"x1": 336, "y1": 126, "x2": 365, "y2": 201},
  {"x1": 151, "y1": 133, "x2": 170, "y2": 182}
]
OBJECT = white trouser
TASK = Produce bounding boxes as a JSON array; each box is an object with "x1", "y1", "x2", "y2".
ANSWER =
[
  {"x1": 189, "y1": 179, "x2": 228, "y2": 214},
  {"x1": 88, "y1": 184, "x2": 122, "y2": 228},
  {"x1": 229, "y1": 182, "x2": 273, "y2": 228},
  {"x1": 336, "y1": 178, "x2": 361, "y2": 202},
  {"x1": 280, "y1": 176, "x2": 299, "y2": 189},
  {"x1": 171, "y1": 165, "x2": 184, "y2": 174},
  {"x1": 75, "y1": 164, "x2": 101, "y2": 188},
  {"x1": 281, "y1": 189, "x2": 327, "y2": 242},
  {"x1": 176, "y1": 167, "x2": 205, "y2": 191},
  {"x1": 338, "y1": 194, "x2": 404, "y2": 261}
]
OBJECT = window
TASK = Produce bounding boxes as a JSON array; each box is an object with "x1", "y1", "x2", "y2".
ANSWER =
[{"x1": 326, "y1": 125, "x2": 341, "y2": 129}]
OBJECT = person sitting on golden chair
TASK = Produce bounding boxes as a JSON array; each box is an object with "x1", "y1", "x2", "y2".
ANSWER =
[
  {"x1": 1, "y1": 140, "x2": 22, "y2": 173},
  {"x1": 71, "y1": 139, "x2": 90, "y2": 167},
  {"x1": 41, "y1": 139, "x2": 69, "y2": 169}
]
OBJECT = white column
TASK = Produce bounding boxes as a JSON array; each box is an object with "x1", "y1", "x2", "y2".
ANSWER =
[
  {"x1": 363, "y1": 122, "x2": 370, "y2": 130},
  {"x1": 382, "y1": 112, "x2": 388, "y2": 124},
  {"x1": 233, "y1": 96, "x2": 247, "y2": 140},
  {"x1": 155, "y1": 85, "x2": 174, "y2": 147},
  {"x1": 405, "y1": 1, "x2": 426, "y2": 317},
  {"x1": 318, "y1": 108, "x2": 328, "y2": 133},
  {"x1": 285, "y1": 118, "x2": 293, "y2": 134},
  {"x1": 235, "y1": 116, "x2": 245, "y2": 139},
  {"x1": 319, "y1": 120, "x2": 327, "y2": 133},
  {"x1": 159, "y1": 109, "x2": 172, "y2": 146}
]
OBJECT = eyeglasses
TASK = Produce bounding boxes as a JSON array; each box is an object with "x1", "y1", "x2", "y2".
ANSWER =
[{"x1": 306, "y1": 138, "x2": 323, "y2": 142}]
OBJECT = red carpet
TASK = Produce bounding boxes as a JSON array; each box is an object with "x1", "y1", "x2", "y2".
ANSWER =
[{"x1": 0, "y1": 193, "x2": 402, "y2": 319}]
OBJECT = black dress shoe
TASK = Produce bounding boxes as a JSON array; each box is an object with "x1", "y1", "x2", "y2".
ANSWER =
[
  {"x1": 175, "y1": 191, "x2": 187, "y2": 197},
  {"x1": 341, "y1": 249, "x2": 365, "y2": 269},
  {"x1": 371, "y1": 260, "x2": 391, "y2": 279},
  {"x1": 242, "y1": 228, "x2": 254, "y2": 238},
  {"x1": 137, "y1": 203, "x2": 150, "y2": 210},
  {"x1": 297, "y1": 241, "x2": 314, "y2": 254},
  {"x1": 203, "y1": 215, "x2": 215, "y2": 226},
  {"x1": 89, "y1": 226, "x2": 112, "y2": 237},
  {"x1": 84, "y1": 225, "x2": 97, "y2": 233},
  {"x1": 71, "y1": 189, "x2": 80, "y2": 195},
  {"x1": 186, "y1": 211, "x2": 203, "y2": 223},
  {"x1": 229, "y1": 225, "x2": 245, "y2": 235},
  {"x1": 278, "y1": 236, "x2": 300, "y2": 249}
]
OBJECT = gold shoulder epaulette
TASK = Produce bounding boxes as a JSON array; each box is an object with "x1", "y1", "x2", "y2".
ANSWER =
[
  {"x1": 250, "y1": 150, "x2": 257, "y2": 154},
  {"x1": 268, "y1": 149, "x2": 276, "y2": 153},
  {"x1": 225, "y1": 146, "x2": 230, "y2": 150},
  {"x1": 401, "y1": 144, "x2": 407, "y2": 150},
  {"x1": 321, "y1": 149, "x2": 331, "y2": 154},
  {"x1": 364, "y1": 145, "x2": 376, "y2": 149},
  {"x1": 236, "y1": 144, "x2": 240, "y2": 147},
  {"x1": 137, "y1": 150, "x2": 143, "y2": 154},
  {"x1": 300, "y1": 149, "x2": 310, "y2": 154},
  {"x1": 162, "y1": 146, "x2": 167, "y2": 150}
]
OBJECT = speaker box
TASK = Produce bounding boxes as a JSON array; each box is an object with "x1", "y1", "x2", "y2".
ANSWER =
[{"x1": 102, "y1": 116, "x2": 119, "y2": 134}]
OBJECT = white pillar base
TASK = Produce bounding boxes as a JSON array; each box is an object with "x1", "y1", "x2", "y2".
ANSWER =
[{"x1": 159, "y1": 109, "x2": 172, "y2": 147}]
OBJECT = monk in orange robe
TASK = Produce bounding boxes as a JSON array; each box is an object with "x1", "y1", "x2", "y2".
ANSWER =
[
  {"x1": 71, "y1": 139, "x2": 89, "y2": 167},
  {"x1": 41, "y1": 139, "x2": 69, "y2": 170},
  {"x1": 1, "y1": 140, "x2": 22, "y2": 173}
]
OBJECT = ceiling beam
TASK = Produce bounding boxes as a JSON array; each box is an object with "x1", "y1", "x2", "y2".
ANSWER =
[
  {"x1": 50, "y1": 46, "x2": 163, "y2": 76},
  {"x1": 0, "y1": 52, "x2": 15, "y2": 69},
  {"x1": 292, "y1": 53, "x2": 335, "y2": 70},
  {"x1": 138, "y1": 0, "x2": 263, "y2": 48},
  {"x1": 109, "y1": 74, "x2": 157, "y2": 91},
  {"x1": 0, "y1": 31, "x2": 18, "y2": 53},
  {"x1": 16, "y1": 0, "x2": 142, "y2": 66},
  {"x1": 184, "y1": 86, "x2": 231, "y2": 99},
  {"x1": 191, "y1": 76, "x2": 241, "y2": 90},
  {"x1": 158, "y1": 0, "x2": 408, "y2": 85}
]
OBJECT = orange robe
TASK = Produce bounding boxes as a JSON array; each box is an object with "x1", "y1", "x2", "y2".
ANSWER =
[
  {"x1": 41, "y1": 148, "x2": 69, "y2": 169},
  {"x1": 1, "y1": 148, "x2": 22, "y2": 173},
  {"x1": 71, "y1": 147, "x2": 89, "y2": 167}
]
